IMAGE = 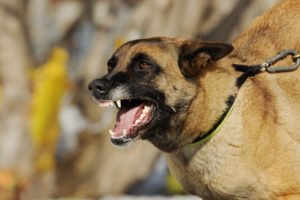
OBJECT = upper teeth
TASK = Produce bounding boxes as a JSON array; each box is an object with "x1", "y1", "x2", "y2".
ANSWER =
[
  {"x1": 99, "y1": 101, "x2": 114, "y2": 107},
  {"x1": 98, "y1": 101, "x2": 152, "y2": 111},
  {"x1": 98, "y1": 100, "x2": 122, "y2": 108}
]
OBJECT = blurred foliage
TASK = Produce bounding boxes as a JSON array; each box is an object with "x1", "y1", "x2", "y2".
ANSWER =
[
  {"x1": 30, "y1": 47, "x2": 69, "y2": 174},
  {"x1": 0, "y1": 170, "x2": 26, "y2": 200},
  {"x1": 166, "y1": 173, "x2": 184, "y2": 195}
]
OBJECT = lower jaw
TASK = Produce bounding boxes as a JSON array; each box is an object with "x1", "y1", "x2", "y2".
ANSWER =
[
  {"x1": 110, "y1": 136, "x2": 138, "y2": 147},
  {"x1": 111, "y1": 137, "x2": 130, "y2": 145},
  {"x1": 112, "y1": 116, "x2": 154, "y2": 141},
  {"x1": 110, "y1": 125, "x2": 149, "y2": 147}
]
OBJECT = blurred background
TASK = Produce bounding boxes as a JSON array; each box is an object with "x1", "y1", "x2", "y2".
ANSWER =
[{"x1": 0, "y1": 0, "x2": 279, "y2": 199}]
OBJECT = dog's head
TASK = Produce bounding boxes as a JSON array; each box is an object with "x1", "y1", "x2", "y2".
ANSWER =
[{"x1": 88, "y1": 37, "x2": 233, "y2": 152}]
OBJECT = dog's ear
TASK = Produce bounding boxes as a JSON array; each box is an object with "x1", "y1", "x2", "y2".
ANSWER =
[{"x1": 178, "y1": 40, "x2": 233, "y2": 78}]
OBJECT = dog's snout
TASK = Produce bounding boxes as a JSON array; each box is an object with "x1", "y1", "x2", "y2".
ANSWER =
[{"x1": 88, "y1": 79, "x2": 109, "y2": 95}]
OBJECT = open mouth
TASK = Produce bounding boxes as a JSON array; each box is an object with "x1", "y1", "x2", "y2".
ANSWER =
[{"x1": 97, "y1": 99, "x2": 155, "y2": 146}]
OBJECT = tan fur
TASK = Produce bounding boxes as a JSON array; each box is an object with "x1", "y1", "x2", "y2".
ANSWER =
[
  {"x1": 97, "y1": 0, "x2": 300, "y2": 199},
  {"x1": 166, "y1": 0, "x2": 300, "y2": 199}
]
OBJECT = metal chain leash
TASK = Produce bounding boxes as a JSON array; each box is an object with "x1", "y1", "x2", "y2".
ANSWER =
[
  {"x1": 232, "y1": 49, "x2": 300, "y2": 89},
  {"x1": 260, "y1": 49, "x2": 300, "y2": 73}
]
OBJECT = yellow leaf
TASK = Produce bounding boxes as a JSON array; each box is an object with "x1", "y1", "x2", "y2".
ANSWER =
[{"x1": 30, "y1": 47, "x2": 69, "y2": 173}]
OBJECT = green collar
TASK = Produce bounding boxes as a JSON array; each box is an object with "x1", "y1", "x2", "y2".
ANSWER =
[
  {"x1": 189, "y1": 49, "x2": 300, "y2": 147},
  {"x1": 189, "y1": 96, "x2": 235, "y2": 146},
  {"x1": 188, "y1": 60, "x2": 256, "y2": 147}
]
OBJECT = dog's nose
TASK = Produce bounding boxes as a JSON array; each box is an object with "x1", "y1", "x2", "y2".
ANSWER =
[{"x1": 88, "y1": 79, "x2": 108, "y2": 95}]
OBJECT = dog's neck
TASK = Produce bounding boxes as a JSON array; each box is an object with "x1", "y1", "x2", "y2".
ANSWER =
[{"x1": 176, "y1": 57, "x2": 240, "y2": 146}]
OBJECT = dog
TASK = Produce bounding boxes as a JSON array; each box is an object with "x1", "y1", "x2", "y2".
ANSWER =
[{"x1": 88, "y1": 0, "x2": 300, "y2": 199}]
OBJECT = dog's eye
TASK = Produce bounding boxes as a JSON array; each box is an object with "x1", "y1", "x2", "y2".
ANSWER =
[
  {"x1": 108, "y1": 64, "x2": 114, "y2": 72},
  {"x1": 107, "y1": 56, "x2": 118, "y2": 72},
  {"x1": 138, "y1": 62, "x2": 151, "y2": 70}
]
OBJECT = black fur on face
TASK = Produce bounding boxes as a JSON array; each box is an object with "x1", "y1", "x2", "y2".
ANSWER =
[
  {"x1": 88, "y1": 37, "x2": 235, "y2": 152},
  {"x1": 89, "y1": 37, "x2": 235, "y2": 152},
  {"x1": 88, "y1": 51, "x2": 177, "y2": 150}
]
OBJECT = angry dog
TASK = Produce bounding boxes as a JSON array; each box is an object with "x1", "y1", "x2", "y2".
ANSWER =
[{"x1": 89, "y1": 0, "x2": 300, "y2": 199}]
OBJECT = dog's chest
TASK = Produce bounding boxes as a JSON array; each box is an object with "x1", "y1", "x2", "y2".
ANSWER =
[{"x1": 165, "y1": 140, "x2": 259, "y2": 199}]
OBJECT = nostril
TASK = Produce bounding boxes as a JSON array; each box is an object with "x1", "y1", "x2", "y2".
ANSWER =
[
  {"x1": 88, "y1": 79, "x2": 108, "y2": 94},
  {"x1": 95, "y1": 83, "x2": 105, "y2": 93},
  {"x1": 88, "y1": 84, "x2": 92, "y2": 91}
]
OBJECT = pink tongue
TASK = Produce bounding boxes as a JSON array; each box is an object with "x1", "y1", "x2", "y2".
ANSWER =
[{"x1": 114, "y1": 104, "x2": 144, "y2": 137}]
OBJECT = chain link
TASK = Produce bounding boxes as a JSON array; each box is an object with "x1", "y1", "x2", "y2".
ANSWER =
[{"x1": 260, "y1": 49, "x2": 300, "y2": 73}]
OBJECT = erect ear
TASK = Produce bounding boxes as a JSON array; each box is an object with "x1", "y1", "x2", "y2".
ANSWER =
[{"x1": 178, "y1": 40, "x2": 234, "y2": 78}]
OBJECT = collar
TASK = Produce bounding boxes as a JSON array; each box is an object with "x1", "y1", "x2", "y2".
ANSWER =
[
  {"x1": 188, "y1": 63, "x2": 261, "y2": 146},
  {"x1": 188, "y1": 49, "x2": 300, "y2": 146},
  {"x1": 189, "y1": 95, "x2": 235, "y2": 146}
]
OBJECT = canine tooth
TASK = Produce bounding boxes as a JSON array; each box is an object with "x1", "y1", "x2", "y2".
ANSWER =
[
  {"x1": 122, "y1": 129, "x2": 127, "y2": 136},
  {"x1": 109, "y1": 129, "x2": 115, "y2": 136},
  {"x1": 116, "y1": 100, "x2": 121, "y2": 108},
  {"x1": 171, "y1": 106, "x2": 176, "y2": 112}
]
